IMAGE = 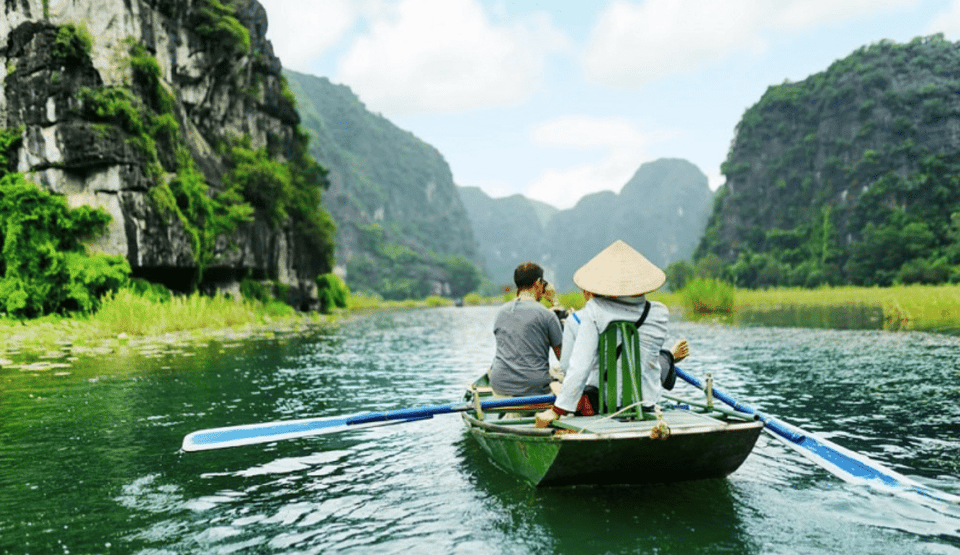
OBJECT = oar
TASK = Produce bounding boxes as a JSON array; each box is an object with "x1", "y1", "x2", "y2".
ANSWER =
[
  {"x1": 181, "y1": 394, "x2": 555, "y2": 452},
  {"x1": 675, "y1": 367, "x2": 960, "y2": 503}
]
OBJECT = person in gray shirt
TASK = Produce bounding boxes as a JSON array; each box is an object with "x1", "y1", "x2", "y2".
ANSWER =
[{"x1": 489, "y1": 262, "x2": 563, "y2": 397}]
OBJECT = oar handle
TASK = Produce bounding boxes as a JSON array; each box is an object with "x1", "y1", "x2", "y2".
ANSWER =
[
  {"x1": 675, "y1": 367, "x2": 805, "y2": 443},
  {"x1": 343, "y1": 394, "x2": 557, "y2": 426}
]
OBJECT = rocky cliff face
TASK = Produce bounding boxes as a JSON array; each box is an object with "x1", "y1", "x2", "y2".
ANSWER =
[
  {"x1": 285, "y1": 70, "x2": 481, "y2": 298},
  {"x1": 698, "y1": 35, "x2": 960, "y2": 287},
  {"x1": 458, "y1": 186, "x2": 555, "y2": 286},
  {"x1": 1, "y1": 0, "x2": 331, "y2": 305}
]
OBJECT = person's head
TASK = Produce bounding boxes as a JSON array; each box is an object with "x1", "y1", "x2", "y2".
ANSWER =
[
  {"x1": 514, "y1": 262, "x2": 546, "y2": 300},
  {"x1": 573, "y1": 240, "x2": 665, "y2": 298}
]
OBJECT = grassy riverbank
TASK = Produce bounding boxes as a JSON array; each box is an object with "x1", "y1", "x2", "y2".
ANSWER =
[
  {"x1": 1, "y1": 290, "x2": 502, "y2": 368},
  {"x1": 5, "y1": 282, "x2": 957, "y2": 370},
  {"x1": 727, "y1": 284, "x2": 960, "y2": 333},
  {"x1": 555, "y1": 284, "x2": 960, "y2": 334},
  {"x1": 0, "y1": 290, "x2": 333, "y2": 367}
]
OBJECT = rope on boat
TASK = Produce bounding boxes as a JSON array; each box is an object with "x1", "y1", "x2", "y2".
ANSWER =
[
  {"x1": 649, "y1": 405, "x2": 671, "y2": 440},
  {"x1": 599, "y1": 402, "x2": 644, "y2": 421}
]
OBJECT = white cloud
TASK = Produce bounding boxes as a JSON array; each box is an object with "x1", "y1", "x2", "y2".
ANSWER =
[
  {"x1": 706, "y1": 171, "x2": 725, "y2": 192},
  {"x1": 582, "y1": 0, "x2": 917, "y2": 88},
  {"x1": 525, "y1": 116, "x2": 650, "y2": 209},
  {"x1": 926, "y1": 0, "x2": 960, "y2": 38},
  {"x1": 336, "y1": 0, "x2": 568, "y2": 115},
  {"x1": 259, "y1": 0, "x2": 356, "y2": 73},
  {"x1": 771, "y1": 0, "x2": 918, "y2": 30}
]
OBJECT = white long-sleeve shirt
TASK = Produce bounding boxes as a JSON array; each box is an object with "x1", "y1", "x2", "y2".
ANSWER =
[{"x1": 554, "y1": 295, "x2": 669, "y2": 412}]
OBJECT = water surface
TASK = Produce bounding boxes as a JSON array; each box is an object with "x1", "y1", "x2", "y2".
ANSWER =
[{"x1": 1, "y1": 306, "x2": 958, "y2": 554}]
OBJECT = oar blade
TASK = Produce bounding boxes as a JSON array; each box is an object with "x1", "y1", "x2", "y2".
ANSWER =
[
  {"x1": 182, "y1": 414, "x2": 357, "y2": 452},
  {"x1": 765, "y1": 422, "x2": 960, "y2": 504},
  {"x1": 675, "y1": 366, "x2": 960, "y2": 504}
]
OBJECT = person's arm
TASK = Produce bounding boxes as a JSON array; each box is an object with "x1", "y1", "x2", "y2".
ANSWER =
[
  {"x1": 546, "y1": 308, "x2": 563, "y2": 362},
  {"x1": 554, "y1": 313, "x2": 599, "y2": 412},
  {"x1": 536, "y1": 317, "x2": 599, "y2": 426},
  {"x1": 639, "y1": 303, "x2": 670, "y2": 407},
  {"x1": 558, "y1": 321, "x2": 575, "y2": 371}
]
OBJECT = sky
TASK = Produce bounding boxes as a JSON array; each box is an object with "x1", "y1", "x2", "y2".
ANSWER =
[{"x1": 257, "y1": 0, "x2": 960, "y2": 209}]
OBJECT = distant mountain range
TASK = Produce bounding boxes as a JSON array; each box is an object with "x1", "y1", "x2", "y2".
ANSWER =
[
  {"x1": 460, "y1": 158, "x2": 715, "y2": 291},
  {"x1": 285, "y1": 71, "x2": 714, "y2": 296}
]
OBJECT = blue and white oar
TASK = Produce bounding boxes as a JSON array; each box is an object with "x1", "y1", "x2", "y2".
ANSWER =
[
  {"x1": 676, "y1": 367, "x2": 960, "y2": 503},
  {"x1": 181, "y1": 394, "x2": 555, "y2": 452}
]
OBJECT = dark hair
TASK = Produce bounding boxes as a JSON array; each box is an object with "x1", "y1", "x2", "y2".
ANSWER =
[{"x1": 514, "y1": 262, "x2": 543, "y2": 290}]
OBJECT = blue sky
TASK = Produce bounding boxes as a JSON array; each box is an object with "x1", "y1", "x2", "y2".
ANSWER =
[{"x1": 258, "y1": 0, "x2": 960, "y2": 209}]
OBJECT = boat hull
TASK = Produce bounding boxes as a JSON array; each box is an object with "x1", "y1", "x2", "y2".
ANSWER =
[{"x1": 463, "y1": 410, "x2": 763, "y2": 487}]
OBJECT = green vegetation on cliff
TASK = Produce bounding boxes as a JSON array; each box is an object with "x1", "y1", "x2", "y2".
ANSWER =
[
  {"x1": 76, "y1": 38, "x2": 335, "y2": 284},
  {"x1": 0, "y1": 128, "x2": 130, "y2": 317},
  {"x1": 346, "y1": 223, "x2": 480, "y2": 300},
  {"x1": 697, "y1": 35, "x2": 960, "y2": 288},
  {"x1": 284, "y1": 70, "x2": 482, "y2": 300},
  {"x1": 1, "y1": 11, "x2": 338, "y2": 316},
  {"x1": 192, "y1": 0, "x2": 250, "y2": 55},
  {"x1": 77, "y1": 41, "x2": 255, "y2": 280}
]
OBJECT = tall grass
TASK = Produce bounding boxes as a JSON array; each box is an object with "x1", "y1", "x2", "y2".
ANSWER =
[
  {"x1": 91, "y1": 289, "x2": 280, "y2": 335},
  {"x1": 679, "y1": 279, "x2": 735, "y2": 314},
  {"x1": 734, "y1": 284, "x2": 960, "y2": 333},
  {"x1": 0, "y1": 289, "x2": 312, "y2": 359}
]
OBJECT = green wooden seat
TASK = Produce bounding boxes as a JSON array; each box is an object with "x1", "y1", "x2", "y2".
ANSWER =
[{"x1": 597, "y1": 320, "x2": 644, "y2": 419}]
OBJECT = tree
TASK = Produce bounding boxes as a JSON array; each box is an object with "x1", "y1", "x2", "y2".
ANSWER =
[
  {"x1": 444, "y1": 255, "x2": 481, "y2": 298},
  {"x1": 846, "y1": 215, "x2": 935, "y2": 286},
  {"x1": 665, "y1": 260, "x2": 695, "y2": 291}
]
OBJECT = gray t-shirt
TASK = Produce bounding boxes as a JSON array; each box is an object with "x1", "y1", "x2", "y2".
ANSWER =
[{"x1": 489, "y1": 298, "x2": 563, "y2": 396}]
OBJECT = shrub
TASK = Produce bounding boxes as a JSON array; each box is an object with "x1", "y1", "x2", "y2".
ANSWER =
[
  {"x1": 53, "y1": 23, "x2": 93, "y2": 62},
  {"x1": 665, "y1": 260, "x2": 695, "y2": 292},
  {"x1": 0, "y1": 173, "x2": 130, "y2": 317},
  {"x1": 192, "y1": 0, "x2": 251, "y2": 55},
  {"x1": 315, "y1": 273, "x2": 349, "y2": 312},
  {"x1": 63, "y1": 252, "x2": 130, "y2": 312},
  {"x1": 222, "y1": 140, "x2": 293, "y2": 226},
  {"x1": 126, "y1": 278, "x2": 172, "y2": 303},
  {"x1": 0, "y1": 126, "x2": 22, "y2": 174},
  {"x1": 462, "y1": 293, "x2": 487, "y2": 306},
  {"x1": 423, "y1": 295, "x2": 452, "y2": 307},
  {"x1": 240, "y1": 278, "x2": 273, "y2": 303},
  {"x1": 263, "y1": 299, "x2": 295, "y2": 318}
]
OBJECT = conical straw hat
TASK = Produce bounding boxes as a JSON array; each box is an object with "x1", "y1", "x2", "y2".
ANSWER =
[{"x1": 573, "y1": 240, "x2": 665, "y2": 297}]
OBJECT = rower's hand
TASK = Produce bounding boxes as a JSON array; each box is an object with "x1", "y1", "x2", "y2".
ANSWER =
[
  {"x1": 535, "y1": 408, "x2": 559, "y2": 428},
  {"x1": 671, "y1": 339, "x2": 690, "y2": 362},
  {"x1": 544, "y1": 283, "x2": 557, "y2": 306}
]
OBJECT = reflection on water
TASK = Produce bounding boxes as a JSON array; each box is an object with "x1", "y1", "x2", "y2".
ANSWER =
[
  {"x1": 734, "y1": 304, "x2": 885, "y2": 331},
  {"x1": 1, "y1": 307, "x2": 959, "y2": 554}
]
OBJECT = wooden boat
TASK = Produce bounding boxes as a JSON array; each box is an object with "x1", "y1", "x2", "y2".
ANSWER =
[{"x1": 461, "y1": 375, "x2": 764, "y2": 487}]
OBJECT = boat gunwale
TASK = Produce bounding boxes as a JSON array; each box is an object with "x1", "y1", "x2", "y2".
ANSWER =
[{"x1": 462, "y1": 412, "x2": 764, "y2": 441}]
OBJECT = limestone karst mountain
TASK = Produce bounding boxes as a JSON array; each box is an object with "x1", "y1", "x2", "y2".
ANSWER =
[
  {"x1": 460, "y1": 158, "x2": 714, "y2": 291},
  {"x1": 1, "y1": 0, "x2": 336, "y2": 307}
]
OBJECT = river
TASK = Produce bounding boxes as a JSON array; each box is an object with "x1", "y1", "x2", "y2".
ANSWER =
[{"x1": 1, "y1": 306, "x2": 959, "y2": 554}]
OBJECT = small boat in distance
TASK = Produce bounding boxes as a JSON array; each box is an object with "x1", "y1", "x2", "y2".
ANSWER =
[{"x1": 462, "y1": 375, "x2": 764, "y2": 487}]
